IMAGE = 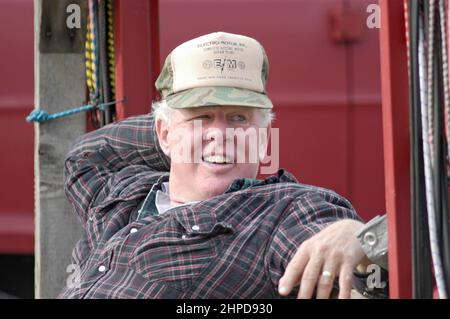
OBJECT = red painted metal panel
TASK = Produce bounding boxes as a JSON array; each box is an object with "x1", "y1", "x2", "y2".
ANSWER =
[
  {"x1": 379, "y1": 0, "x2": 412, "y2": 298},
  {"x1": 348, "y1": 0, "x2": 386, "y2": 219},
  {"x1": 114, "y1": 0, "x2": 160, "y2": 119},
  {"x1": 0, "y1": 0, "x2": 34, "y2": 254}
]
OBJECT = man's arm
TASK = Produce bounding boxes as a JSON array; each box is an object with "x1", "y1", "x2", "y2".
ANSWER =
[
  {"x1": 64, "y1": 113, "x2": 170, "y2": 223},
  {"x1": 266, "y1": 190, "x2": 365, "y2": 299}
]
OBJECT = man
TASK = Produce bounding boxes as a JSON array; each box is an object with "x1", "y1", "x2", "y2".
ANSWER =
[{"x1": 59, "y1": 32, "x2": 383, "y2": 299}]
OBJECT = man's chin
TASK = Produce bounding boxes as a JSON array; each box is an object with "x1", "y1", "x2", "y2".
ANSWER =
[{"x1": 199, "y1": 181, "x2": 231, "y2": 199}]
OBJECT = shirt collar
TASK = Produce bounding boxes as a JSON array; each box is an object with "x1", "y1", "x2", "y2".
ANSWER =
[
  {"x1": 140, "y1": 169, "x2": 297, "y2": 219},
  {"x1": 225, "y1": 169, "x2": 297, "y2": 193}
]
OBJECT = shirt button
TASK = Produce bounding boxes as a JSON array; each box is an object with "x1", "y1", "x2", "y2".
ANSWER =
[
  {"x1": 98, "y1": 265, "x2": 106, "y2": 273},
  {"x1": 191, "y1": 225, "x2": 200, "y2": 231},
  {"x1": 130, "y1": 228, "x2": 138, "y2": 234},
  {"x1": 363, "y1": 231, "x2": 378, "y2": 247}
]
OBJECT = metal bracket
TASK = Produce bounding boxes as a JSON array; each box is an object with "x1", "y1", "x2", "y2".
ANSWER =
[
  {"x1": 39, "y1": 0, "x2": 87, "y2": 53},
  {"x1": 328, "y1": 7, "x2": 364, "y2": 44}
]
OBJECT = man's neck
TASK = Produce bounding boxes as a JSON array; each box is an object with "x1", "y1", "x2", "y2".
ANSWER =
[
  {"x1": 169, "y1": 198, "x2": 186, "y2": 207},
  {"x1": 167, "y1": 176, "x2": 208, "y2": 204}
]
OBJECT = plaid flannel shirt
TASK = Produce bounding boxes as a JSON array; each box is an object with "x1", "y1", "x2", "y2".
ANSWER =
[{"x1": 58, "y1": 113, "x2": 362, "y2": 299}]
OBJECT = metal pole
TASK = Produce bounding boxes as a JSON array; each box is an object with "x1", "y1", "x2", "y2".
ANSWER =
[{"x1": 379, "y1": 0, "x2": 413, "y2": 298}]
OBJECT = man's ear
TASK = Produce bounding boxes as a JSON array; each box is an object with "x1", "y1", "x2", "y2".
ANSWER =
[
  {"x1": 155, "y1": 118, "x2": 170, "y2": 157},
  {"x1": 258, "y1": 124, "x2": 271, "y2": 162}
]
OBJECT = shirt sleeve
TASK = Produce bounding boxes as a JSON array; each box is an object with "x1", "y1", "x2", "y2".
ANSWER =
[
  {"x1": 265, "y1": 190, "x2": 362, "y2": 297},
  {"x1": 64, "y1": 113, "x2": 170, "y2": 224}
]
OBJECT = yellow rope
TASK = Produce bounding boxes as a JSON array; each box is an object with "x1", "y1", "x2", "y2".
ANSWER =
[
  {"x1": 107, "y1": 0, "x2": 116, "y2": 96},
  {"x1": 85, "y1": 1, "x2": 115, "y2": 100},
  {"x1": 85, "y1": 11, "x2": 97, "y2": 96}
]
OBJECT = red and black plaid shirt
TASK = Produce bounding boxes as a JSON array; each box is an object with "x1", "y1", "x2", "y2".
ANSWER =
[{"x1": 58, "y1": 114, "x2": 361, "y2": 299}]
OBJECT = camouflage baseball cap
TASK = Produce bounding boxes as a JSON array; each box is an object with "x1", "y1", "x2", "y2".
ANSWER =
[{"x1": 155, "y1": 32, "x2": 273, "y2": 109}]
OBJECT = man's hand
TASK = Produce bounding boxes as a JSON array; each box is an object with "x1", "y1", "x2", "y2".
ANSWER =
[{"x1": 278, "y1": 219, "x2": 369, "y2": 299}]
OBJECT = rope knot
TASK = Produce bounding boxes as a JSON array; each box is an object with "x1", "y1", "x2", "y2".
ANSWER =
[{"x1": 26, "y1": 109, "x2": 50, "y2": 123}]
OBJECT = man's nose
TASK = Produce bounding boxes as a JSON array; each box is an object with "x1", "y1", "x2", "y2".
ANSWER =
[{"x1": 204, "y1": 118, "x2": 228, "y2": 141}]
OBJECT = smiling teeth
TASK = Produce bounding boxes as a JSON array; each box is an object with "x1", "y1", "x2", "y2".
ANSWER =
[{"x1": 203, "y1": 155, "x2": 232, "y2": 164}]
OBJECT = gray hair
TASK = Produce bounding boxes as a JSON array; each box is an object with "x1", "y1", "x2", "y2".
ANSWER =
[{"x1": 151, "y1": 100, "x2": 275, "y2": 127}]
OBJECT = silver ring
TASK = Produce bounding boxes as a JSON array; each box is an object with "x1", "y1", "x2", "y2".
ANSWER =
[{"x1": 321, "y1": 270, "x2": 332, "y2": 278}]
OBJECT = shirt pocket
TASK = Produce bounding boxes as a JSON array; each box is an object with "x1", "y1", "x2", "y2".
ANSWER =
[{"x1": 128, "y1": 214, "x2": 234, "y2": 291}]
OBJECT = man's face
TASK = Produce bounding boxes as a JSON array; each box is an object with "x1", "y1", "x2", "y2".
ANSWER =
[{"x1": 156, "y1": 105, "x2": 269, "y2": 203}]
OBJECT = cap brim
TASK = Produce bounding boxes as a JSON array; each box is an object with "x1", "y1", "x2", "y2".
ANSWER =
[{"x1": 165, "y1": 86, "x2": 273, "y2": 109}]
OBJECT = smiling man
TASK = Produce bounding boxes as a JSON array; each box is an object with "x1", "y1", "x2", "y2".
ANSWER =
[
  {"x1": 155, "y1": 104, "x2": 272, "y2": 204},
  {"x1": 59, "y1": 32, "x2": 384, "y2": 299}
]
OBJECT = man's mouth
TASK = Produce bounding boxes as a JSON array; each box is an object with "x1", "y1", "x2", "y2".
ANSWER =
[{"x1": 202, "y1": 155, "x2": 234, "y2": 164}]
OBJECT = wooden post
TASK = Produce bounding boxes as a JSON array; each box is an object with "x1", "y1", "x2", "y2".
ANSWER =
[{"x1": 34, "y1": 0, "x2": 86, "y2": 298}]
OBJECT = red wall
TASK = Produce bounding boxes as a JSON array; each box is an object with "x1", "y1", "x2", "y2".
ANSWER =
[{"x1": 0, "y1": 0, "x2": 34, "y2": 253}]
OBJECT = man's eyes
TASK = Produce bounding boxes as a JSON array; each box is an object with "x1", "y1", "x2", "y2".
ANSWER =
[
  {"x1": 192, "y1": 115, "x2": 211, "y2": 120},
  {"x1": 190, "y1": 114, "x2": 248, "y2": 122},
  {"x1": 230, "y1": 114, "x2": 247, "y2": 122}
]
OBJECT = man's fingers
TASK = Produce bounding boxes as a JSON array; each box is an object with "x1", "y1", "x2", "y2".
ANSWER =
[
  {"x1": 338, "y1": 263, "x2": 354, "y2": 299},
  {"x1": 315, "y1": 262, "x2": 338, "y2": 299},
  {"x1": 297, "y1": 254, "x2": 324, "y2": 299},
  {"x1": 278, "y1": 243, "x2": 310, "y2": 296}
]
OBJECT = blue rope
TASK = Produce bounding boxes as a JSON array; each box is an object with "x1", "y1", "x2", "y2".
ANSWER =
[
  {"x1": 28, "y1": 1, "x2": 114, "y2": 124},
  {"x1": 26, "y1": 100, "x2": 118, "y2": 123}
]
